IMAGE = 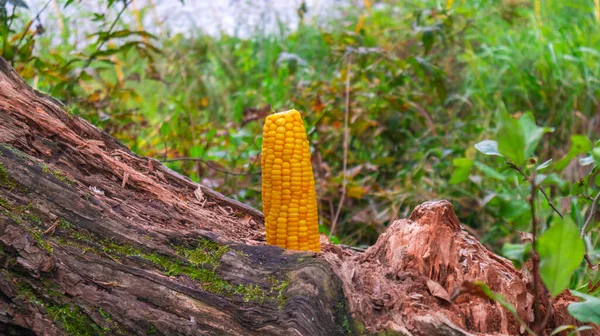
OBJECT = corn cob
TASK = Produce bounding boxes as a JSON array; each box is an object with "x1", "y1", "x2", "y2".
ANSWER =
[{"x1": 262, "y1": 109, "x2": 320, "y2": 252}]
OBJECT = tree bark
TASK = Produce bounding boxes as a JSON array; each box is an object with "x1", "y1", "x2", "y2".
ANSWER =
[{"x1": 0, "y1": 57, "x2": 596, "y2": 336}]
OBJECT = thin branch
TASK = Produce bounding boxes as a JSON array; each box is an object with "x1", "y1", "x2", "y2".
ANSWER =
[
  {"x1": 43, "y1": 220, "x2": 59, "y2": 235},
  {"x1": 538, "y1": 297, "x2": 553, "y2": 334},
  {"x1": 539, "y1": 188, "x2": 563, "y2": 218},
  {"x1": 507, "y1": 161, "x2": 527, "y2": 178},
  {"x1": 581, "y1": 190, "x2": 600, "y2": 269},
  {"x1": 529, "y1": 175, "x2": 543, "y2": 330},
  {"x1": 6, "y1": 4, "x2": 17, "y2": 35},
  {"x1": 160, "y1": 157, "x2": 260, "y2": 176},
  {"x1": 507, "y1": 161, "x2": 563, "y2": 218},
  {"x1": 330, "y1": 55, "x2": 352, "y2": 237},
  {"x1": 581, "y1": 191, "x2": 600, "y2": 238},
  {"x1": 584, "y1": 254, "x2": 595, "y2": 269},
  {"x1": 75, "y1": 0, "x2": 132, "y2": 80},
  {"x1": 14, "y1": 0, "x2": 52, "y2": 52}
]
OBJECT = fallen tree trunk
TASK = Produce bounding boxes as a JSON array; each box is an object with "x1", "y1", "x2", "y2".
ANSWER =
[{"x1": 0, "y1": 57, "x2": 594, "y2": 336}]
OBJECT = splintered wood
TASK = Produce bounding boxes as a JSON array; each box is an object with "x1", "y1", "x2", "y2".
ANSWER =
[{"x1": 323, "y1": 200, "x2": 593, "y2": 335}]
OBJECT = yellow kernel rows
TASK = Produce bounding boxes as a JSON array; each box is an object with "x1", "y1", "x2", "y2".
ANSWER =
[{"x1": 261, "y1": 109, "x2": 320, "y2": 252}]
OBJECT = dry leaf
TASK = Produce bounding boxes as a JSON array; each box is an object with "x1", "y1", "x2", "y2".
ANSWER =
[{"x1": 427, "y1": 279, "x2": 451, "y2": 303}]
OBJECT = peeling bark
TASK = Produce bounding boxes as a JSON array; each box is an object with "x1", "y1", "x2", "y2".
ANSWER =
[{"x1": 0, "y1": 57, "x2": 596, "y2": 336}]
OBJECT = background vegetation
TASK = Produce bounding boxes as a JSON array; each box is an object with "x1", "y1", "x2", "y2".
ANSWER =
[{"x1": 2, "y1": 0, "x2": 600, "y2": 329}]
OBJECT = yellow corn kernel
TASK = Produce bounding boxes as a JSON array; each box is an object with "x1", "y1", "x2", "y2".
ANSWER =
[{"x1": 262, "y1": 109, "x2": 321, "y2": 252}]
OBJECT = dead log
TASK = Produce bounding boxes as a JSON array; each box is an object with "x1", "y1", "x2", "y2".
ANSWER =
[{"x1": 0, "y1": 56, "x2": 595, "y2": 336}]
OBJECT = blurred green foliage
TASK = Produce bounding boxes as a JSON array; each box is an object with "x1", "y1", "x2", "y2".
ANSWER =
[{"x1": 1, "y1": 0, "x2": 599, "y2": 276}]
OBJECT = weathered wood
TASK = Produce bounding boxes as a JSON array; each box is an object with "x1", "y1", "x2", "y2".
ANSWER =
[
  {"x1": 0, "y1": 133, "x2": 350, "y2": 336},
  {"x1": 0, "y1": 56, "x2": 596, "y2": 336}
]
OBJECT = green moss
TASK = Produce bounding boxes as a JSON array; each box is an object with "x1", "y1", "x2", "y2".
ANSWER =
[
  {"x1": 3, "y1": 145, "x2": 30, "y2": 160},
  {"x1": 144, "y1": 252, "x2": 235, "y2": 294},
  {"x1": 24, "y1": 212, "x2": 42, "y2": 225},
  {"x1": 265, "y1": 275, "x2": 291, "y2": 308},
  {"x1": 57, "y1": 227, "x2": 284, "y2": 304},
  {"x1": 42, "y1": 165, "x2": 76, "y2": 186},
  {"x1": 97, "y1": 307, "x2": 116, "y2": 334},
  {"x1": 28, "y1": 227, "x2": 53, "y2": 253},
  {"x1": 15, "y1": 282, "x2": 42, "y2": 306},
  {"x1": 101, "y1": 239, "x2": 141, "y2": 257},
  {"x1": 146, "y1": 325, "x2": 158, "y2": 335},
  {"x1": 59, "y1": 218, "x2": 76, "y2": 230},
  {"x1": 0, "y1": 196, "x2": 9, "y2": 209},
  {"x1": 335, "y1": 300, "x2": 353, "y2": 335},
  {"x1": 47, "y1": 304, "x2": 104, "y2": 336},
  {"x1": 0, "y1": 245, "x2": 16, "y2": 268},
  {"x1": 9, "y1": 272, "x2": 111, "y2": 336},
  {"x1": 235, "y1": 284, "x2": 266, "y2": 303},
  {"x1": 71, "y1": 231, "x2": 95, "y2": 243},
  {"x1": 40, "y1": 276, "x2": 64, "y2": 299},
  {"x1": 0, "y1": 198, "x2": 52, "y2": 253},
  {"x1": 274, "y1": 279, "x2": 290, "y2": 307},
  {"x1": 174, "y1": 238, "x2": 229, "y2": 268},
  {"x1": 354, "y1": 321, "x2": 367, "y2": 335},
  {"x1": 0, "y1": 163, "x2": 26, "y2": 192},
  {"x1": 98, "y1": 308, "x2": 111, "y2": 321}
]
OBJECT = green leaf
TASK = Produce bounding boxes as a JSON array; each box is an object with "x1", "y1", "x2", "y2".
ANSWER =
[
  {"x1": 449, "y1": 158, "x2": 474, "y2": 184},
  {"x1": 550, "y1": 325, "x2": 576, "y2": 335},
  {"x1": 475, "y1": 281, "x2": 533, "y2": 334},
  {"x1": 474, "y1": 140, "x2": 502, "y2": 156},
  {"x1": 91, "y1": 29, "x2": 157, "y2": 41},
  {"x1": 592, "y1": 147, "x2": 600, "y2": 166},
  {"x1": 535, "y1": 174, "x2": 548, "y2": 185},
  {"x1": 518, "y1": 112, "x2": 554, "y2": 158},
  {"x1": 476, "y1": 282, "x2": 517, "y2": 315},
  {"x1": 422, "y1": 27, "x2": 435, "y2": 55},
  {"x1": 568, "y1": 291, "x2": 600, "y2": 324},
  {"x1": 474, "y1": 161, "x2": 505, "y2": 180},
  {"x1": 536, "y1": 173, "x2": 564, "y2": 188},
  {"x1": 555, "y1": 135, "x2": 593, "y2": 171},
  {"x1": 502, "y1": 242, "x2": 531, "y2": 269},
  {"x1": 497, "y1": 112, "x2": 526, "y2": 165},
  {"x1": 18, "y1": 38, "x2": 34, "y2": 60},
  {"x1": 537, "y1": 159, "x2": 552, "y2": 171},
  {"x1": 579, "y1": 156, "x2": 596, "y2": 166},
  {"x1": 550, "y1": 325, "x2": 592, "y2": 335},
  {"x1": 571, "y1": 199, "x2": 584, "y2": 229},
  {"x1": 159, "y1": 123, "x2": 171, "y2": 137},
  {"x1": 8, "y1": 0, "x2": 29, "y2": 9},
  {"x1": 319, "y1": 225, "x2": 340, "y2": 244},
  {"x1": 64, "y1": 0, "x2": 77, "y2": 8},
  {"x1": 538, "y1": 219, "x2": 585, "y2": 297},
  {"x1": 499, "y1": 199, "x2": 530, "y2": 223},
  {"x1": 190, "y1": 145, "x2": 204, "y2": 158},
  {"x1": 574, "y1": 326, "x2": 594, "y2": 334}
]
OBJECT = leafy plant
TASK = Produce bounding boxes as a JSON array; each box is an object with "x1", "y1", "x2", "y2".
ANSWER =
[
  {"x1": 463, "y1": 111, "x2": 598, "y2": 331},
  {"x1": 568, "y1": 291, "x2": 600, "y2": 325}
]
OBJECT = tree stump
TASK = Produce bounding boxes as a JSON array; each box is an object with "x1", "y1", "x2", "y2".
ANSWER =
[{"x1": 0, "y1": 57, "x2": 595, "y2": 336}]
